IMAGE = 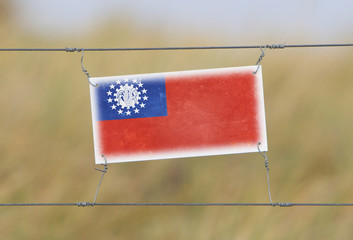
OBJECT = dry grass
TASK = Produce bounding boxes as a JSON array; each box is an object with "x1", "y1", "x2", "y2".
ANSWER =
[{"x1": 0, "y1": 17, "x2": 353, "y2": 240}]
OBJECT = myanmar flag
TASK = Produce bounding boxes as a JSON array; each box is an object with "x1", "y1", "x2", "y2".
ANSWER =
[{"x1": 90, "y1": 66, "x2": 267, "y2": 164}]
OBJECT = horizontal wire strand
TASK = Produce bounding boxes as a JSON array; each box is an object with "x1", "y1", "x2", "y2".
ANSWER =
[
  {"x1": 1, "y1": 202, "x2": 353, "y2": 207},
  {"x1": 0, "y1": 43, "x2": 352, "y2": 52}
]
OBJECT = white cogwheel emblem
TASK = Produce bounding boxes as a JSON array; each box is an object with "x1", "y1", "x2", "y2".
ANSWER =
[
  {"x1": 107, "y1": 78, "x2": 148, "y2": 117},
  {"x1": 114, "y1": 84, "x2": 141, "y2": 109}
]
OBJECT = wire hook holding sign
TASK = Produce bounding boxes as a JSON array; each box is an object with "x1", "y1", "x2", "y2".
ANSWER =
[
  {"x1": 257, "y1": 142, "x2": 273, "y2": 205},
  {"x1": 253, "y1": 46, "x2": 267, "y2": 74},
  {"x1": 81, "y1": 49, "x2": 98, "y2": 87},
  {"x1": 92, "y1": 154, "x2": 108, "y2": 205},
  {"x1": 253, "y1": 43, "x2": 285, "y2": 74}
]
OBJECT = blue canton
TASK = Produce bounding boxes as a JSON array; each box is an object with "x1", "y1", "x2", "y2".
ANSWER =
[{"x1": 96, "y1": 75, "x2": 168, "y2": 121}]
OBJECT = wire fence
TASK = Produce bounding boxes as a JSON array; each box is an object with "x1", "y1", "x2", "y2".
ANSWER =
[{"x1": 1, "y1": 42, "x2": 353, "y2": 207}]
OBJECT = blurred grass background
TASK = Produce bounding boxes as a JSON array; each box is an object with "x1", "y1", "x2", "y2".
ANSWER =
[{"x1": 1, "y1": 1, "x2": 353, "y2": 239}]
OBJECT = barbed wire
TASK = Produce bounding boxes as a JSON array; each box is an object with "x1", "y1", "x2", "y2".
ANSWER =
[
  {"x1": 1, "y1": 202, "x2": 353, "y2": 207},
  {"x1": 0, "y1": 43, "x2": 352, "y2": 52}
]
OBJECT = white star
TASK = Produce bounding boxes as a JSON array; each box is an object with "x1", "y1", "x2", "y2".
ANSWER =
[
  {"x1": 143, "y1": 96, "x2": 148, "y2": 101},
  {"x1": 107, "y1": 98, "x2": 113, "y2": 103},
  {"x1": 110, "y1": 84, "x2": 115, "y2": 89},
  {"x1": 124, "y1": 78, "x2": 129, "y2": 82},
  {"x1": 142, "y1": 89, "x2": 147, "y2": 94},
  {"x1": 116, "y1": 80, "x2": 121, "y2": 85},
  {"x1": 140, "y1": 103, "x2": 145, "y2": 108},
  {"x1": 107, "y1": 91, "x2": 112, "y2": 96},
  {"x1": 118, "y1": 110, "x2": 123, "y2": 114},
  {"x1": 138, "y1": 83, "x2": 143, "y2": 87},
  {"x1": 134, "y1": 109, "x2": 139, "y2": 113},
  {"x1": 132, "y1": 79, "x2": 137, "y2": 83},
  {"x1": 126, "y1": 111, "x2": 131, "y2": 115},
  {"x1": 111, "y1": 105, "x2": 116, "y2": 110}
]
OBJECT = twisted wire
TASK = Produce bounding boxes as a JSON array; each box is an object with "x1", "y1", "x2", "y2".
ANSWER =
[{"x1": 0, "y1": 43, "x2": 352, "y2": 52}]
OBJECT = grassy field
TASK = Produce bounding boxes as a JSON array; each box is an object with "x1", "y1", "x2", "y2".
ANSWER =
[{"x1": 0, "y1": 16, "x2": 353, "y2": 239}]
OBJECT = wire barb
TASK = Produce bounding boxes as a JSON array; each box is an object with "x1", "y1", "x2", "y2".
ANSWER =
[
  {"x1": 65, "y1": 47, "x2": 82, "y2": 52},
  {"x1": 266, "y1": 44, "x2": 286, "y2": 49},
  {"x1": 274, "y1": 202, "x2": 294, "y2": 207},
  {"x1": 76, "y1": 201, "x2": 94, "y2": 207}
]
